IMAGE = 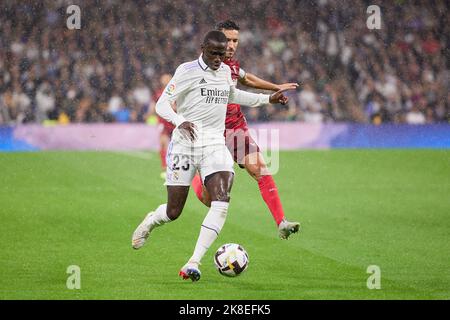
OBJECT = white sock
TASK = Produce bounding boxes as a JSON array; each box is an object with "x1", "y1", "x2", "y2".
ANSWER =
[
  {"x1": 189, "y1": 201, "x2": 229, "y2": 265},
  {"x1": 148, "y1": 204, "x2": 171, "y2": 227}
]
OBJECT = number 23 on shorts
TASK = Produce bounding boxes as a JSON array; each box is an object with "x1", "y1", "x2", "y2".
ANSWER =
[{"x1": 166, "y1": 154, "x2": 196, "y2": 186}]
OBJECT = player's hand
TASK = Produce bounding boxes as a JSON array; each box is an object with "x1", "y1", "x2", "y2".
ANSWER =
[
  {"x1": 178, "y1": 121, "x2": 197, "y2": 142},
  {"x1": 269, "y1": 88, "x2": 295, "y2": 105},
  {"x1": 276, "y1": 83, "x2": 300, "y2": 92}
]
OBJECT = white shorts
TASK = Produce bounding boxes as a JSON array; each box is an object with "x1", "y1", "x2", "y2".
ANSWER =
[{"x1": 165, "y1": 142, "x2": 234, "y2": 186}]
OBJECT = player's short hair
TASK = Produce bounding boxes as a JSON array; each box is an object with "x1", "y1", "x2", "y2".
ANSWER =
[
  {"x1": 202, "y1": 30, "x2": 227, "y2": 45},
  {"x1": 215, "y1": 20, "x2": 240, "y2": 31}
]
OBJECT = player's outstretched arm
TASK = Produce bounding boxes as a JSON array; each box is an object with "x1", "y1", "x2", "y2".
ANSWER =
[
  {"x1": 228, "y1": 86, "x2": 270, "y2": 108},
  {"x1": 240, "y1": 72, "x2": 299, "y2": 92},
  {"x1": 229, "y1": 86, "x2": 296, "y2": 107}
]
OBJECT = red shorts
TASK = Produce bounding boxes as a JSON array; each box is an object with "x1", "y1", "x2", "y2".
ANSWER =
[{"x1": 224, "y1": 127, "x2": 260, "y2": 166}]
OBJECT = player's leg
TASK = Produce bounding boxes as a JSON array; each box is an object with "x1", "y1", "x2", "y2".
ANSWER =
[
  {"x1": 132, "y1": 148, "x2": 195, "y2": 249},
  {"x1": 131, "y1": 186, "x2": 189, "y2": 249},
  {"x1": 180, "y1": 146, "x2": 234, "y2": 281},
  {"x1": 226, "y1": 127, "x2": 299, "y2": 239},
  {"x1": 225, "y1": 128, "x2": 287, "y2": 226},
  {"x1": 243, "y1": 150, "x2": 300, "y2": 239},
  {"x1": 180, "y1": 171, "x2": 233, "y2": 281}
]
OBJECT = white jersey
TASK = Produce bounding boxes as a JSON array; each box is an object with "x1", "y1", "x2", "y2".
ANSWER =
[{"x1": 156, "y1": 55, "x2": 270, "y2": 149}]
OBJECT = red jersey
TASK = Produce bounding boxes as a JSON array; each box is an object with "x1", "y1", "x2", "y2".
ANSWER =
[
  {"x1": 224, "y1": 59, "x2": 248, "y2": 130},
  {"x1": 153, "y1": 88, "x2": 175, "y2": 131}
]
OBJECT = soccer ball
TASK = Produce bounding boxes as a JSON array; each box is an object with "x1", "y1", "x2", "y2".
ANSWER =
[{"x1": 214, "y1": 243, "x2": 249, "y2": 277}]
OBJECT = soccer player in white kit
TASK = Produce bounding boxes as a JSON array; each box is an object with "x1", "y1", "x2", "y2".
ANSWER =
[{"x1": 131, "y1": 31, "x2": 292, "y2": 282}]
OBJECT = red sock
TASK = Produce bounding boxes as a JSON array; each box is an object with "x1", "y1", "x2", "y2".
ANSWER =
[
  {"x1": 191, "y1": 174, "x2": 204, "y2": 202},
  {"x1": 258, "y1": 175, "x2": 285, "y2": 226},
  {"x1": 160, "y1": 148, "x2": 167, "y2": 169}
]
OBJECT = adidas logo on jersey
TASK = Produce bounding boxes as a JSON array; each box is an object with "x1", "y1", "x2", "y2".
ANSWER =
[{"x1": 199, "y1": 78, "x2": 207, "y2": 84}]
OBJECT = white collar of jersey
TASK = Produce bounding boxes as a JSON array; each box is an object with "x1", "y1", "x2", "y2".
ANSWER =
[{"x1": 198, "y1": 54, "x2": 209, "y2": 71}]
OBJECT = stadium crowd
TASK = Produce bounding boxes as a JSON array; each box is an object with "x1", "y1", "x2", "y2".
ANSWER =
[{"x1": 0, "y1": 0, "x2": 448, "y2": 125}]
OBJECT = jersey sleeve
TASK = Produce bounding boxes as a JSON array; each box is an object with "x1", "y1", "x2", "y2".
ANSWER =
[
  {"x1": 155, "y1": 65, "x2": 192, "y2": 127},
  {"x1": 228, "y1": 86, "x2": 270, "y2": 107},
  {"x1": 239, "y1": 67, "x2": 246, "y2": 80}
]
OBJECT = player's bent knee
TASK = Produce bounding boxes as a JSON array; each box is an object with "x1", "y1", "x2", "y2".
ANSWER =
[
  {"x1": 244, "y1": 153, "x2": 270, "y2": 180},
  {"x1": 166, "y1": 207, "x2": 182, "y2": 220},
  {"x1": 203, "y1": 198, "x2": 212, "y2": 208},
  {"x1": 245, "y1": 163, "x2": 263, "y2": 180}
]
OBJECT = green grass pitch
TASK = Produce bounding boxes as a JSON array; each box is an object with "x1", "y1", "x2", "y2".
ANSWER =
[{"x1": 0, "y1": 150, "x2": 449, "y2": 299}]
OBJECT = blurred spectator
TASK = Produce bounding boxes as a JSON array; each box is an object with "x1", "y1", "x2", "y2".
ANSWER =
[
  {"x1": 108, "y1": 89, "x2": 129, "y2": 122},
  {"x1": 298, "y1": 83, "x2": 323, "y2": 123},
  {"x1": 108, "y1": 90, "x2": 125, "y2": 115},
  {"x1": 130, "y1": 80, "x2": 152, "y2": 122},
  {"x1": 35, "y1": 81, "x2": 55, "y2": 123},
  {"x1": 11, "y1": 82, "x2": 31, "y2": 123},
  {"x1": 406, "y1": 105, "x2": 426, "y2": 125}
]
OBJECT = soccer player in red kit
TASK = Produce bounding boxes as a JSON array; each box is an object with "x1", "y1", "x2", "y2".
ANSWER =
[
  {"x1": 191, "y1": 20, "x2": 301, "y2": 239},
  {"x1": 151, "y1": 73, "x2": 176, "y2": 179}
]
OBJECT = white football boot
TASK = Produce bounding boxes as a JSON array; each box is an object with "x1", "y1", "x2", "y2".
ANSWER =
[
  {"x1": 179, "y1": 261, "x2": 201, "y2": 282},
  {"x1": 278, "y1": 219, "x2": 300, "y2": 239},
  {"x1": 131, "y1": 211, "x2": 156, "y2": 249}
]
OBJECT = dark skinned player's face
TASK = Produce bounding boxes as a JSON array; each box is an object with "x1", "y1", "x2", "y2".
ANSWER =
[{"x1": 201, "y1": 40, "x2": 227, "y2": 70}]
